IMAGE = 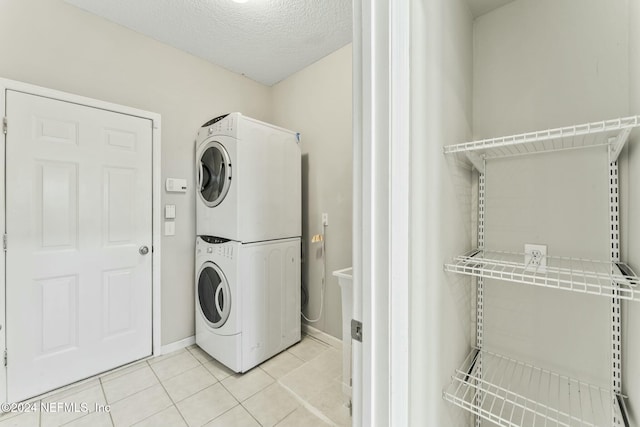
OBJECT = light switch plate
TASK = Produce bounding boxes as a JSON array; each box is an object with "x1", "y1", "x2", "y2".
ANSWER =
[
  {"x1": 165, "y1": 204, "x2": 176, "y2": 219},
  {"x1": 164, "y1": 221, "x2": 176, "y2": 236}
]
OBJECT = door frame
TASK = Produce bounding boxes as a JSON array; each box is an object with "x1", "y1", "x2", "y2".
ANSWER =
[
  {"x1": 0, "y1": 78, "x2": 162, "y2": 403},
  {"x1": 352, "y1": 0, "x2": 411, "y2": 425}
]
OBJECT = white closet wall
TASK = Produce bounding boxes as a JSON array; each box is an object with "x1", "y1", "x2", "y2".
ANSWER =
[
  {"x1": 625, "y1": 0, "x2": 640, "y2": 424},
  {"x1": 473, "y1": 0, "x2": 629, "y2": 388},
  {"x1": 408, "y1": 0, "x2": 473, "y2": 425}
]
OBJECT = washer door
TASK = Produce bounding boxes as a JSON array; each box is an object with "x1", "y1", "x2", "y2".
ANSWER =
[
  {"x1": 198, "y1": 141, "x2": 232, "y2": 207},
  {"x1": 197, "y1": 262, "x2": 231, "y2": 329}
]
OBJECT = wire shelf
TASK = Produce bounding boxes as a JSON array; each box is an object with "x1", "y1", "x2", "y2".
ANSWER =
[
  {"x1": 443, "y1": 116, "x2": 640, "y2": 159},
  {"x1": 443, "y1": 349, "x2": 628, "y2": 427},
  {"x1": 445, "y1": 250, "x2": 640, "y2": 302}
]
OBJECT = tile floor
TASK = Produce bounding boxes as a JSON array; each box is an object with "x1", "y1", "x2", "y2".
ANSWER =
[{"x1": 0, "y1": 334, "x2": 351, "y2": 427}]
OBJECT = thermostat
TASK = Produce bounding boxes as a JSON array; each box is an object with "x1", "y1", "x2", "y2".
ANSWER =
[{"x1": 166, "y1": 178, "x2": 187, "y2": 193}]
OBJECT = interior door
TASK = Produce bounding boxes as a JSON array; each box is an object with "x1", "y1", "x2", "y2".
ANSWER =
[{"x1": 5, "y1": 90, "x2": 153, "y2": 402}]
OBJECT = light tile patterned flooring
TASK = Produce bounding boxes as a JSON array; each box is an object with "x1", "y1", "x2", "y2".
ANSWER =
[{"x1": 0, "y1": 334, "x2": 350, "y2": 427}]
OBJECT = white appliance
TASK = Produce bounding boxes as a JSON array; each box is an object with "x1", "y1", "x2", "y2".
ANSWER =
[
  {"x1": 333, "y1": 267, "x2": 353, "y2": 406},
  {"x1": 195, "y1": 113, "x2": 301, "y2": 242},
  {"x1": 195, "y1": 236, "x2": 301, "y2": 372}
]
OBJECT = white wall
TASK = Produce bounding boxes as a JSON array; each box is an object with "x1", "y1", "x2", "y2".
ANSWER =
[
  {"x1": 473, "y1": 0, "x2": 630, "y2": 403},
  {"x1": 473, "y1": 0, "x2": 628, "y2": 136},
  {"x1": 410, "y1": 0, "x2": 474, "y2": 425},
  {"x1": 271, "y1": 45, "x2": 353, "y2": 339},
  {"x1": 0, "y1": 0, "x2": 272, "y2": 345},
  {"x1": 0, "y1": 0, "x2": 353, "y2": 347},
  {"x1": 625, "y1": 0, "x2": 640, "y2": 423}
]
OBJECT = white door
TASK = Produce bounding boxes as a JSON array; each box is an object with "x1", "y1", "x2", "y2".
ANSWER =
[{"x1": 5, "y1": 90, "x2": 153, "y2": 402}]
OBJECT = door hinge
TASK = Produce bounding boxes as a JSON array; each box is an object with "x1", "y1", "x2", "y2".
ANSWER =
[
  {"x1": 2, "y1": 117, "x2": 6, "y2": 135},
  {"x1": 2, "y1": 234, "x2": 6, "y2": 251},
  {"x1": 351, "y1": 319, "x2": 362, "y2": 342},
  {"x1": 3, "y1": 350, "x2": 6, "y2": 367}
]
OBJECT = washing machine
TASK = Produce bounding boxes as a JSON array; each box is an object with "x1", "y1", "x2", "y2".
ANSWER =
[
  {"x1": 195, "y1": 236, "x2": 301, "y2": 372},
  {"x1": 195, "y1": 113, "x2": 301, "y2": 242}
]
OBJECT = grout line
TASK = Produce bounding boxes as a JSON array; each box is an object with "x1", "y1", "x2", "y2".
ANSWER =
[
  {"x1": 185, "y1": 346, "x2": 266, "y2": 425},
  {"x1": 206, "y1": 403, "x2": 246, "y2": 426},
  {"x1": 165, "y1": 368, "x2": 219, "y2": 404},
  {"x1": 196, "y1": 383, "x2": 240, "y2": 427},
  {"x1": 0, "y1": 404, "x2": 24, "y2": 423},
  {"x1": 239, "y1": 381, "x2": 301, "y2": 427},
  {"x1": 238, "y1": 400, "x2": 264, "y2": 427},
  {"x1": 275, "y1": 407, "x2": 300, "y2": 426},
  {"x1": 260, "y1": 366, "x2": 276, "y2": 381},
  {"x1": 147, "y1": 354, "x2": 202, "y2": 383},
  {"x1": 301, "y1": 329, "x2": 341, "y2": 350},
  {"x1": 34, "y1": 377, "x2": 100, "y2": 403},
  {"x1": 100, "y1": 362, "x2": 164, "y2": 406},
  {"x1": 146, "y1": 360, "x2": 190, "y2": 427},
  {"x1": 105, "y1": 383, "x2": 159, "y2": 406},
  {"x1": 218, "y1": 370, "x2": 273, "y2": 426},
  {"x1": 147, "y1": 348, "x2": 188, "y2": 366},
  {"x1": 100, "y1": 360, "x2": 151, "y2": 384},
  {"x1": 274, "y1": 407, "x2": 302, "y2": 427},
  {"x1": 184, "y1": 345, "x2": 215, "y2": 366},
  {"x1": 221, "y1": 368, "x2": 276, "y2": 404},
  {"x1": 284, "y1": 351, "x2": 305, "y2": 364},
  {"x1": 73, "y1": 337, "x2": 344, "y2": 427},
  {"x1": 276, "y1": 377, "x2": 338, "y2": 426},
  {"x1": 97, "y1": 379, "x2": 115, "y2": 427},
  {"x1": 216, "y1": 375, "x2": 242, "y2": 403},
  {"x1": 301, "y1": 332, "x2": 331, "y2": 347}
]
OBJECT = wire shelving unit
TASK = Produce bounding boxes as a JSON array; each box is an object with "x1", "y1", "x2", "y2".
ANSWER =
[
  {"x1": 445, "y1": 250, "x2": 640, "y2": 302},
  {"x1": 443, "y1": 349, "x2": 628, "y2": 427},
  {"x1": 442, "y1": 116, "x2": 640, "y2": 427},
  {"x1": 443, "y1": 116, "x2": 640, "y2": 173},
  {"x1": 444, "y1": 116, "x2": 640, "y2": 158}
]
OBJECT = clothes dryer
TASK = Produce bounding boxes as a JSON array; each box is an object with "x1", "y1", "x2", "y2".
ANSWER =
[
  {"x1": 195, "y1": 113, "x2": 301, "y2": 242},
  {"x1": 195, "y1": 236, "x2": 301, "y2": 372}
]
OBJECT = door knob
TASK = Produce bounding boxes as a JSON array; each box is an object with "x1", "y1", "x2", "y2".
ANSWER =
[{"x1": 139, "y1": 246, "x2": 150, "y2": 255}]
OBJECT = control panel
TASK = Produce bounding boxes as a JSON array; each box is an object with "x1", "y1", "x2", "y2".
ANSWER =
[{"x1": 202, "y1": 113, "x2": 235, "y2": 136}]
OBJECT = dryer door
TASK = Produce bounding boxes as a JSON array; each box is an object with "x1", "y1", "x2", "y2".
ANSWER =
[
  {"x1": 197, "y1": 262, "x2": 231, "y2": 329},
  {"x1": 198, "y1": 141, "x2": 232, "y2": 207}
]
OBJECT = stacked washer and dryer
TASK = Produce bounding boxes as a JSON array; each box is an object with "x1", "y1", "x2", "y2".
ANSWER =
[{"x1": 195, "y1": 113, "x2": 301, "y2": 373}]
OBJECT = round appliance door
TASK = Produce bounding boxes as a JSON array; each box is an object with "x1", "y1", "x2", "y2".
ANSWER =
[
  {"x1": 198, "y1": 141, "x2": 232, "y2": 207},
  {"x1": 197, "y1": 262, "x2": 231, "y2": 329}
]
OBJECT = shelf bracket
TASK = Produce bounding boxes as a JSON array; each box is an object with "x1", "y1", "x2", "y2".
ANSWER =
[
  {"x1": 465, "y1": 151, "x2": 485, "y2": 174},
  {"x1": 609, "y1": 128, "x2": 632, "y2": 163},
  {"x1": 616, "y1": 395, "x2": 630, "y2": 427}
]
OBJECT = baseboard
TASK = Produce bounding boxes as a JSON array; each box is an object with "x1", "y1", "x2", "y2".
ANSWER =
[
  {"x1": 302, "y1": 324, "x2": 342, "y2": 349},
  {"x1": 161, "y1": 328, "x2": 338, "y2": 356},
  {"x1": 160, "y1": 335, "x2": 196, "y2": 355}
]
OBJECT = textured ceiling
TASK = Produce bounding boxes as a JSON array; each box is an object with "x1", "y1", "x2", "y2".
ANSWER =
[
  {"x1": 468, "y1": 0, "x2": 517, "y2": 17},
  {"x1": 64, "y1": 0, "x2": 353, "y2": 86}
]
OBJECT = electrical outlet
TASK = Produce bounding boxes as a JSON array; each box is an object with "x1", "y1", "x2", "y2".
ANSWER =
[
  {"x1": 524, "y1": 244, "x2": 547, "y2": 272},
  {"x1": 322, "y1": 213, "x2": 329, "y2": 227}
]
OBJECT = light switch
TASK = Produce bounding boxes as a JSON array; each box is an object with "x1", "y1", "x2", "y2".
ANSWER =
[
  {"x1": 165, "y1": 204, "x2": 176, "y2": 219},
  {"x1": 164, "y1": 221, "x2": 175, "y2": 236}
]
